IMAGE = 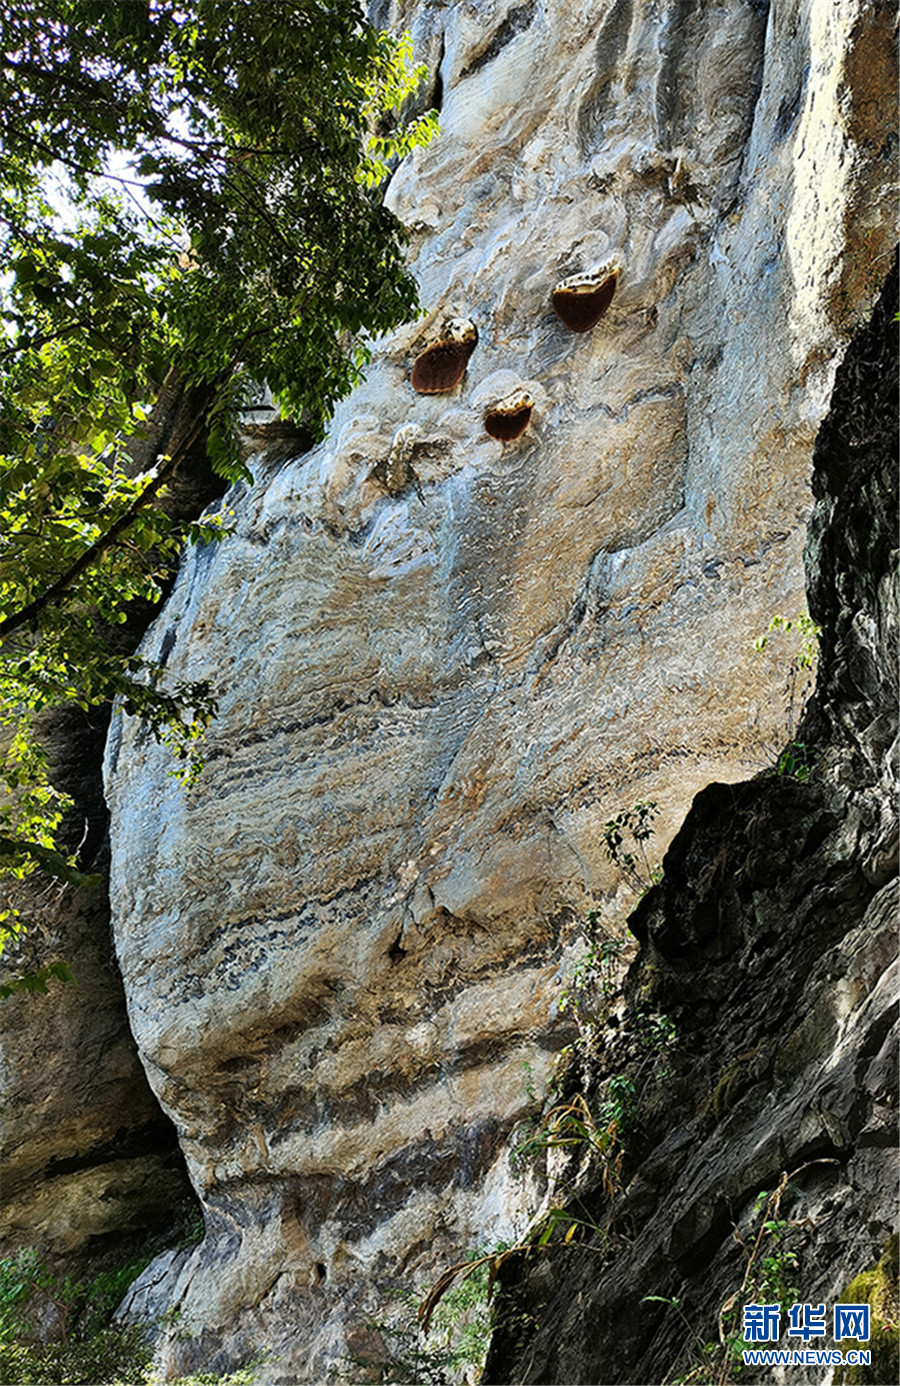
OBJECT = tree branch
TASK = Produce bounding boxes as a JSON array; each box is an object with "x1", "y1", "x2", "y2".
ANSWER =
[
  {"x1": 0, "y1": 405, "x2": 206, "y2": 641},
  {"x1": 0, "y1": 318, "x2": 93, "y2": 364}
]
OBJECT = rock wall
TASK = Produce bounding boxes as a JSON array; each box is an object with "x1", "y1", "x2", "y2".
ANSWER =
[
  {"x1": 0, "y1": 382, "x2": 227, "y2": 1267},
  {"x1": 0, "y1": 739, "x2": 191, "y2": 1260},
  {"x1": 100, "y1": 0, "x2": 896, "y2": 1380},
  {"x1": 482, "y1": 247, "x2": 898, "y2": 1386}
]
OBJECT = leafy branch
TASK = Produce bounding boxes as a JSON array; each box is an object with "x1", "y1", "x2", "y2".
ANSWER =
[
  {"x1": 0, "y1": 2, "x2": 440, "y2": 993},
  {"x1": 602, "y1": 800, "x2": 662, "y2": 896}
]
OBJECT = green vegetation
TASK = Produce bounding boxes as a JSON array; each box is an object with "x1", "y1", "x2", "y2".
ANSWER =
[
  {"x1": 413, "y1": 807, "x2": 673, "y2": 1367},
  {"x1": 753, "y1": 612, "x2": 821, "y2": 664},
  {"x1": 753, "y1": 611, "x2": 822, "y2": 751},
  {"x1": 0, "y1": 1246, "x2": 261, "y2": 1384},
  {"x1": 774, "y1": 741, "x2": 813, "y2": 782},
  {"x1": 602, "y1": 800, "x2": 663, "y2": 897},
  {"x1": 155, "y1": 1374, "x2": 259, "y2": 1386},
  {"x1": 0, "y1": 1248, "x2": 151, "y2": 1384},
  {"x1": 554, "y1": 802, "x2": 663, "y2": 1077},
  {"x1": 834, "y1": 1234, "x2": 899, "y2": 1386},
  {"x1": 0, "y1": 1, "x2": 437, "y2": 985},
  {"x1": 0, "y1": 1327, "x2": 151, "y2": 1385},
  {"x1": 423, "y1": 1083, "x2": 647, "y2": 1338},
  {"x1": 558, "y1": 910, "x2": 627, "y2": 1025},
  {"x1": 428, "y1": 1260, "x2": 495, "y2": 1382},
  {"x1": 159, "y1": 1374, "x2": 259, "y2": 1386},
  {"x1": 714, "y1": 1187, "x2": 801, "y2": 1377},
  {"x1": 513, "y1": 804, "x2": 674, "y2": 1239},
  {"x1": 514, "y1": 1090, "x2": 633, "y2": 1214},
  {"x1": 418, "y1": 1245, "x2": 519, "y2": 1358},
  {"x1": 336, "y1": 1257, "x2": 497, "y2": 1385},
  {"x1": 648, "y1": 1164, "x2": 837, "y2": 1385}
]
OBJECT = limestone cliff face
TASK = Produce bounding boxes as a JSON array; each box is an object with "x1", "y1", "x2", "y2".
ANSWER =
[
  {"x1": 0, "y1": 386, "x2": 227, "y2": 1266},
  {"x1": 0, "y1": 778, "x2": 190, "y2": 1259},
  {"x1": 482, "y1": 248, "x2": 898, "y2": 1386},
  {"x1": 100, "y1": 1, "x2": 895, "y2": 1380}
]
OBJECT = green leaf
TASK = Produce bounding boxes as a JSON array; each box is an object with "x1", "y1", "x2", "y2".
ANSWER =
[
  {"x1": 0, "y1": 960, "x2": 77, "y2": 999},
  {"x1": 0, "y1": 0, "x2": 437, "y2": 987},
  {"x1": 0, "y1": 836, "x2": 102, "y2": 889}
]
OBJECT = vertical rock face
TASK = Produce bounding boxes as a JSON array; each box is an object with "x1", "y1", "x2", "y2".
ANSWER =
[
  {"x1": 0, "y1": 722, "x2": 191, "y2": 1258},
  {"x1": 102, "y1": 0, "x2": 895, "y2": 1378},
  {"x1": 482, "y1": 248, "x2": 898, "y2": 1386},
  {"x1": 0, "y1": 388, "x2": 228, "y2": 1264}
]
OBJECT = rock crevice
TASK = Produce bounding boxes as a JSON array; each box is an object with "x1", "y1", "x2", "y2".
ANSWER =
[{"x1": 483, "y1": 254, "x2": 898, "y2": 1386}]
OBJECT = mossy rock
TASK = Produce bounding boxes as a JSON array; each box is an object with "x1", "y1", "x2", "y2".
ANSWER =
[
  {"x1": 834, "y1": 1233, "x2": 899, "y2": 1385},
  {"x1": 703, "y1": 1044, "x2": 765, "y2": 1120},
  {"x1": 773, "y1": 1002, "x2": 840, "y2": 1087},
  {"x1": 0, "y1": 1325, "x2": 150, "y2": 1384}
]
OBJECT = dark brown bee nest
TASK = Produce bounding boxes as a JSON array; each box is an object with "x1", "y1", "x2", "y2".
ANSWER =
[
  {"x1": 551, "y1": 261, "x2": 619, "y2": 333},
  {"x1": 410, "y1": 318, "x2": 478, "y2": 394},
  {"x1": 484, "y1": 388, "x2": 534, "y2": 441}
]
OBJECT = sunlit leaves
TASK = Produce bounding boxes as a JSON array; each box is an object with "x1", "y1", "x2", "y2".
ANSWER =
[
  {"x1": 0, "y1": 959, "x2": 76, "y2": 998},
  {"x1": 0, "y1": 3, "x2": 437, "y2": 981},
  {"x1": 361, "y1": 30, "x2": 440, "y2": 188}
]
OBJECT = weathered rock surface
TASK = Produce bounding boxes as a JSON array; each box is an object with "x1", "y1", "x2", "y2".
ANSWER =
[
  {"x1": 0, "y1": 381, "x2": 225, "y2": 1264},
  {"x1": 483, "y1": 250, "x2": 898, "y2": 1386},
  {"x1": 98, "y1": 0, "x2": 896, "y2": 1380},
  {"x1": 0, "y1": 848, "x2": 189, "y2": 1258}
]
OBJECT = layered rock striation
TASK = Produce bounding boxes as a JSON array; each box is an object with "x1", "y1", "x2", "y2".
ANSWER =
[
  {"x1": 483, "y1": 250, "x2": 898, "y2": 1386},
  {"x1": 95, "y1": 0, "x2": 896, "y2": 1380}
]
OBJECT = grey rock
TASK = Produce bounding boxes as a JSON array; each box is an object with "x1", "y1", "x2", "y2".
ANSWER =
[{"x1": 483, "y1": 242, "x2": 898, "y2": 1386}]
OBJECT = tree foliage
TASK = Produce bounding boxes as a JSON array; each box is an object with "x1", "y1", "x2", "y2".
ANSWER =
[{"x1": 0, "y1": 0, "x2": 437, "y2": 971}]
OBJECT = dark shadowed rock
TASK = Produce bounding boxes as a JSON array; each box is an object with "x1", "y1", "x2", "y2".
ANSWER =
[{"x1": 483, "y1": 256, "x2": 898, "y2": 1386}]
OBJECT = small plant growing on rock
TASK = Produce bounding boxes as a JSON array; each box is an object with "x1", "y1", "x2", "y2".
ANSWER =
[
  {"x1": 602, "y1": 800, "x2": 663, "y2": 897},
  {"x1": 513, "y1": 1092, "x2": 628, "y2": 1178},
  {"x1": 556, "y1": 911, "x2": 632, "y2": 1080},
  {"x1": 713, "y1": 1184, "x2": 802, "y2": 1378},
  {"x1": 754, "y1": 611, "x2": 821, "y2": 748},
  {"x1": 648, "y1": 1162, "x2": 835, "y2": 1385},
  {"x1": 335, "y1": 1255, "x2": 499, "y2": 1386},
  {"x1": 554, "y1": 801, "x2": 663, "y2": 1081},
  {"x1": 774, "y1": 741, "x2": 813, "y2": 782},
  {"x1": 559, "y1": 913, "x2": 628, "y2": 1020},
  {"x1": 436, "y1": 807, "x2": 673, "y2": 1360}
]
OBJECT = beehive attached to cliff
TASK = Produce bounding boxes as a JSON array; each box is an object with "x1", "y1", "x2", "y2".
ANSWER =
[
  {"x1": 484, "y1": 388, "x2": 534, "y2": 441},
  {"x1": 410, "y1": 318, "x2": 478, "y2": 393},
  {"x1": 552, "y1": 261, "x2": 620, "y2": 332}
]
